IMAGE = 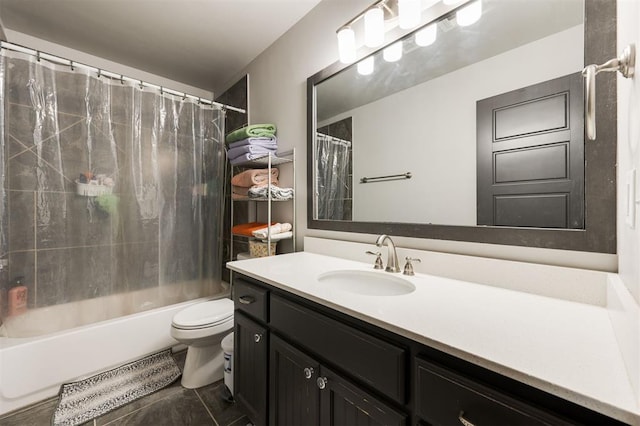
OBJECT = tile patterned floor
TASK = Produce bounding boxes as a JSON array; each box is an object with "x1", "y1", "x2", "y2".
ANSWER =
[{"x1": 0, "y1": 350, "x2": 250, "y2": 426}]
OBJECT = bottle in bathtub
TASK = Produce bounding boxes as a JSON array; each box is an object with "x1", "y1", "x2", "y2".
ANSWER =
[{"x1": 8, "y1": 276, "x2": 28, "y2": 316}]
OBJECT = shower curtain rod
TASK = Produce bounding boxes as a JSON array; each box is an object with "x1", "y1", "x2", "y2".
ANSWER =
[{"x1": 0, "y1": 41, "x2": 246, "y2": 114}]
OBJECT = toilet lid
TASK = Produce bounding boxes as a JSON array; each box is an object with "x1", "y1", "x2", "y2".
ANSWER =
[{"x1": 172, "y1": 298, "x2": 234, "y2": 329}]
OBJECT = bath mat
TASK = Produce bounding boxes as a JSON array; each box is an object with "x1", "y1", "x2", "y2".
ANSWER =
[{"x1": 52, "y1": 349, "x2": 181, "y2": 426}]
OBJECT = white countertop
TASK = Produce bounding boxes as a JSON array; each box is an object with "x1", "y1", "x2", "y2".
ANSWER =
[{"x1": 228, "y1": 252, "x2": 639, "y2": 425}]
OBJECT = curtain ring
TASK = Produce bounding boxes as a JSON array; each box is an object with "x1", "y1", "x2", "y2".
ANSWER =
[
  {"x1": 160, "y1": 87, "x2": 163, "y2": 95},
  {"x1": 182, "y1": 93, "x2": 187, "y2": 100},
  {"x1": 139, "y1": 80, "x2": 144, "y2": 90},
  {"x1": 69, "y1": 60, "x2": 74, "y2": 71},
  {"x1": 120, "y1": 75, "x2": 125, "y2": 85},
  {"x1": 36, "y1": 51, "x2": 41, "y2": 62},
  {"x1": 97, "y1": 69, "x2": 102, "y2": 78}
]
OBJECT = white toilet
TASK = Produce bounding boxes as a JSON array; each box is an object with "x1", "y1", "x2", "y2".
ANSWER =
[{"x1": 170, "y1": 298, "x2": 234, "y2": 389}]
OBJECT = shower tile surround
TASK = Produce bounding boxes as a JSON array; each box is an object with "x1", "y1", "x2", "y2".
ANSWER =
[{"x1": 1, "y1": 56, "x2": 223, "y2": 319}]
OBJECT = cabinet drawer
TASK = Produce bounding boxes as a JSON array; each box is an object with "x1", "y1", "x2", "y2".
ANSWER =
[
  {"x1": 233, "y1": 278, "x2": 268, "y2": 322},
  {"x1": 416, "y1": 358, "x2": 571, "y2": 426},
  {"x1": 270, "y1": 294, "x2": 406, "y2": 403}
]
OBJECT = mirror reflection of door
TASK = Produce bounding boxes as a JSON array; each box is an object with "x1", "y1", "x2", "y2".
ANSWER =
[
  {"x1": 476, "y1": 72, "x2": 584, "y2": 228},
  {"x1": 316, "y1": 117, "x2": 353, "y2": 220}
]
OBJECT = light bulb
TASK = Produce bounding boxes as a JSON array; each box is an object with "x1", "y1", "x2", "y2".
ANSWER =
[
  {"x1": 398, "y1": 0, "x2": 421, "y2": 30},
  {"x1": 383, "y1": 41, "x2": 403, "y2": 62},
  {"x1": 337, "y1": 27, "x2": 356, "y2": 64},
  {"x1": 456, "y1": 0, "x2": 482, "y2": 27},
  {"x1": 357, "y1": 56, "x2": 375, "y2": 75},
  {"x1": 364, "y1": 6, "x2": 385, "y2": 48},
  {"x1": 415, "y1": 23, "x2": 437, "y2": 46}
]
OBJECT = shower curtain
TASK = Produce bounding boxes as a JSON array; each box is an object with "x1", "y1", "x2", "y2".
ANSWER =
[
  {"x1": 0, "y1": 48, "x2": 226, "y2": 337},
  {"x1": 315, "y1": 133, "x2": 351, "y2": 220}
]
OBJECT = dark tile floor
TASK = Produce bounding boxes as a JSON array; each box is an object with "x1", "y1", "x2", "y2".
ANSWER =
[{"x1": 0, "y1": 350, "x2": 250, "y2": 426}]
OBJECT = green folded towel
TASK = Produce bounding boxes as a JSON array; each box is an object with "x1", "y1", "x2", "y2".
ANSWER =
[{"x1": 226, "y1": 124, "x2": 276, "y2": 143}]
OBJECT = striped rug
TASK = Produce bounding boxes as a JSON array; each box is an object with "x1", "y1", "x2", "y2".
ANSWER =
[{"x1": 52, "y1": 349, "x2": 181, "y2": 426}]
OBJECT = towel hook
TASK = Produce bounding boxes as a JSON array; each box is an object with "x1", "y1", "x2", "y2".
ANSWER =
[{"x1": 582, "y1": 43, "x2": 635, "y2": 141}]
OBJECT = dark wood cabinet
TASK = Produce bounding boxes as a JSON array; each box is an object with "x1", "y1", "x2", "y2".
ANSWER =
[
  {"x1": 319, "y1": 365, "x2": 407, "y2": 426},
  {"x1": 415, "y1": 359, "x2": 571, "y2": 426},
  {"x1": 270, "y1": 333, "x2": 406, "y2": 426},
  {"x1": 233, "y1": 274, "x2": 625, "y2": 426},
  {"x1": 270, "y1": 293, "x2": 406, "y2": 403},
  {"x1": 269, "y1": 334, "x2": 320, "y2": 425},
  {"x1": 235, "y1": 312, "x2": 268, "y2": 426}
]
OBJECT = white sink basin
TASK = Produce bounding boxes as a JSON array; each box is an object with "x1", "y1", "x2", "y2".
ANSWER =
[{"x1": 317, "y1": 270, "x2": 416, "y2": 296}]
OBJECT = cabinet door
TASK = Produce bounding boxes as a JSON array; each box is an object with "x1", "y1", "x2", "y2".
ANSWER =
[
  {"x1": 319, "y1": 366, "x2": 407, "y2": 426},
  {"x1": 235, "y1": 312, "x2": 268, "y2": 426},
  {"x1": 269, "y1": 334, "x2": 320, "y2": 426}
]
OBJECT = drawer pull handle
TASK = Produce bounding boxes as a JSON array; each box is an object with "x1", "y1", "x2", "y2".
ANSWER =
[
  {"x1": 254, "y1": 333, "x2": 262, "y2": 343},
  {"x1": 304, "y1": 367, "x2": 314, "y2": 379},
  {"x1": 317, "y1": 377, "x2": 328, "y2": 390},
  {"x1": 239, "y1": 295, "x2": 256, "y2": 305},
  {"x1": 458, "y1": 411, "x2": 475, "y2": 426}
]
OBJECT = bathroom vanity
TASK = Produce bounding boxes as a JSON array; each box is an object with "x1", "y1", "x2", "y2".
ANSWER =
[{"x1": 228, "y1": 250, "x2": 637, "y2": 426}]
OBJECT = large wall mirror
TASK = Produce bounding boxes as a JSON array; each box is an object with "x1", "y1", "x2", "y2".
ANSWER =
[{"x1": 307, "y1": 0, "x2": 616, "y2": 253}]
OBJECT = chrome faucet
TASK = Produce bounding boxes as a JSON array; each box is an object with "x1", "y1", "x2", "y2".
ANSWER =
[{"x1": 375, "y1": 234, "x2": 400, "y2": 273}]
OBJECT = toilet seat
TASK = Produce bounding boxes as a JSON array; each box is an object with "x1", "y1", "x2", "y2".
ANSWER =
[{"x1": 172, "y1": 298, "x2": 234, "y2": 330}]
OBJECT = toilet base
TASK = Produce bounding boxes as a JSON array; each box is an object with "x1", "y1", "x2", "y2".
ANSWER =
[{"x1": 181, "y1": 344, "x2": 224, "y2": 389}]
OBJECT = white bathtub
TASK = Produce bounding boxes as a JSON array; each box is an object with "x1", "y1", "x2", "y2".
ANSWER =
[{"x1": 0, "y1": 289, "x2": 227, "y2": 415}]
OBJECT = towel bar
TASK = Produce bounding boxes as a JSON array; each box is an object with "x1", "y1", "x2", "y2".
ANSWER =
[{"x1": 360, "y1": 172, "x2": 412, "y2": 184}]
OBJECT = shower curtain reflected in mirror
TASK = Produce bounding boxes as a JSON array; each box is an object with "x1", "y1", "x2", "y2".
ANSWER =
[
  {"x1": 0, "y1": 48, "x2": 227, "y2": 337},
  {"x1": 315, "y1": 133, "x2": 351, "y2": 221}
]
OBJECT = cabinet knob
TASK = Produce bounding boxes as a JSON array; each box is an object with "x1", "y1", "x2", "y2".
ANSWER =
[
  {"x1": 239, "y1": 295, "x2": 256, "y2": 305},
  {"x1": 254, "y1": 333, "x2": 262, "y2": 343},
  {"x1": 303, "y1": 367, "x2": 314, "y2": 379},
  {"x1": 316, "y1": 376, "x2": 328, "y2": 390},
  {"x1": 458, "y1": 411, "x2": 476, "y2": 426}
]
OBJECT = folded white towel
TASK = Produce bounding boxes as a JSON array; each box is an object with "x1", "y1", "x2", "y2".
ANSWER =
[
  {"x1": 248, "y1": 185, "x2": 293, "y2": 200},
  {"x1": 255, "y1": 231, "x2": 293, "y2": 242},
  {"x1": 252, "y1": 223, "x2": 292, "y2": 239}
]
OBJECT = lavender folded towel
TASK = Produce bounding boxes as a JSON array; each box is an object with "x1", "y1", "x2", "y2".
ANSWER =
[
  {"x1": 228, "y1": 137, "x2": 277, "y2": 149},
  {"x1": 230, "y1": 152, "x2": 276, "y2": 165},
  {"x1": 228, "y1": 144, "x2": 277, "y2": 160}
]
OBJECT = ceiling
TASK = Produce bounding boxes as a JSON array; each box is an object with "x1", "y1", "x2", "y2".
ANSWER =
[{"x1": 0, "y1": 0, "x2": 322, "y2": 94}]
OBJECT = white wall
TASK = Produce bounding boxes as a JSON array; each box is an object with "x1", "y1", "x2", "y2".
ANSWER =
[
  {"x1": 615, "y1": 0, "x2": 640, "y2": 404},
  {"x1": 231, "y1": 0, "x2": 617, "y2": 272},
  {"x1": 4, "y1": 30, "x2": 213, "y2": 99},
  {"x1": 324, "y1": 26, "x2": 581, "y2": 224},
  {"x1": 617, "y1": 0, "x2": 640, "y2": 305}
]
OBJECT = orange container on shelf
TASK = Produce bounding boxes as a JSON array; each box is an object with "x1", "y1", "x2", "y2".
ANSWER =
[{"x1": 8, "y1": 277, "x2": 28, "y2": 316}]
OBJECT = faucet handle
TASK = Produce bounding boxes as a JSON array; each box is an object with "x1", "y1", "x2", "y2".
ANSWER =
[
  {"x1": 403, "y1": 257, "x2": 421, "y2": 276},
  {"x1": 366, "y1": 251, "x2": 384, "y2": 270}
]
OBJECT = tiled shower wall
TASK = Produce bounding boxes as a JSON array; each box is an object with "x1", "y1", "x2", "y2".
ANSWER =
[
  {"x1": 1, "y1": 57, "x2": 221, "y2": 313},
  {"x1": 215, "y1": 76, "x2": 248, "y2": 283}
]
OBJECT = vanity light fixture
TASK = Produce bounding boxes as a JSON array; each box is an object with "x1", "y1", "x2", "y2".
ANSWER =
[
  {"x1": 383, "y1": 41, "x2": 403, "y2": 62},
  {"x1": 364, "y1": 6, "x2": 385, "y2": 47},
  {"x1": 398, "y1": 0, "x2": 421, "y2": 29},
  {"x1": 357, "y1": 56, "x2": 375, "y2": 75},
  {"x1": 337, "y1": 26, "x2": 357, "y2": 63},
  {"x1": 456, "y1": 0, "x2": 482, "y2": 27},
  {"x1": 415, "y1": 23, "x2": 437, "y2": 46},
  {"x1": 336, "y1": 0, "x2": 479, "y2": 66}
]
